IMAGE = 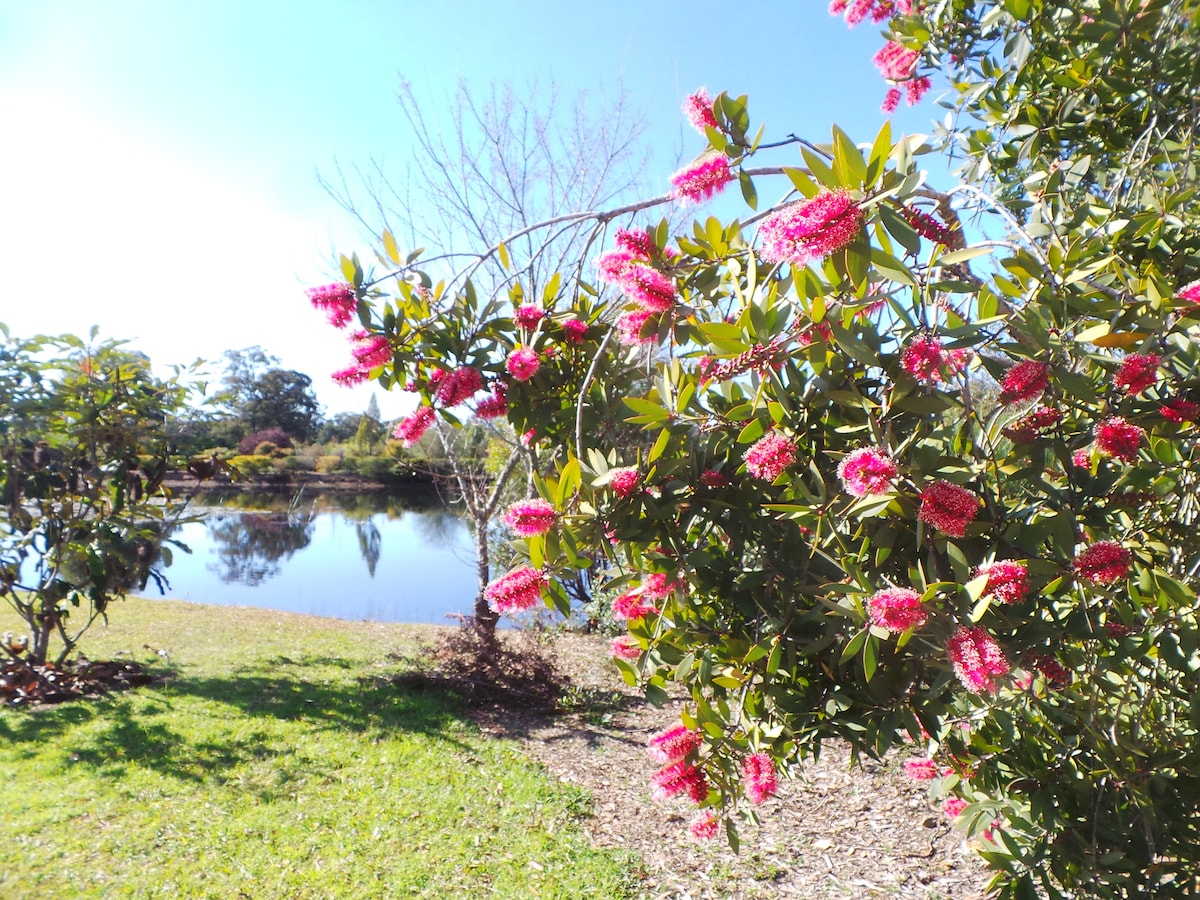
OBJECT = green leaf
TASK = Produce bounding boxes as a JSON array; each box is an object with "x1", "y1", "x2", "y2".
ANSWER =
[
  {"x1": 623, "y1": 397, "x2": 670, "y2": 423},
  {"x1": 832, "y1": 124, "x2": 867, "y2": 188},
  {"x1": 738, "y1": 170, "x2": 758, "y2": 210},
  {"x1": 737, "y1": 418, "x2": 765, "y2": 444},
  {"x1": 801, "y1": 147, "x2": 840, "y2": 189},
  {"x1": 938, "y1": 246, "x2": 995, "y2": 266},
  {"x1": 783, "y1": 166, "x2": 819, "y2": 198},
  {"x1": 866, "y1": 119, "x2": 893, "y2": 186},
  {"x1": 497, "y1": 241, "x2": 510, "y2": 272},
  {"x1": 382, "y1": 230, "x2": 400, "y2": 265}
]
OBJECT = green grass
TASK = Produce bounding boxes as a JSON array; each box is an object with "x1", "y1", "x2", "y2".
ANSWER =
[{"x1": 0, "y1": 599, "x2": 641, "y2": 898}]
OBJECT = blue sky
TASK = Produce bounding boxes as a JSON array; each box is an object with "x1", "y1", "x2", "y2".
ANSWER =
[{"x1": 0, "y1": 1, "x2": 936, "y2": 418}]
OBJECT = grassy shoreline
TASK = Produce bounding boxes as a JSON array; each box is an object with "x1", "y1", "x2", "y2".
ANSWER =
[{"x1": 0, "y1": 598, "x2": 640, "y2": 898}]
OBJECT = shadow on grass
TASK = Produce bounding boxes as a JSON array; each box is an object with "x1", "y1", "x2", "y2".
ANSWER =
[{"x1": 0, "y1": 657, "x2": 474, "y2": 790}]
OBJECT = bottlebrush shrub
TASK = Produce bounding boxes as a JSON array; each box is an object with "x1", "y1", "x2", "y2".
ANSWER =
[{"x1": 310, "y1": 2, "x2": 1200, "y2": 895}]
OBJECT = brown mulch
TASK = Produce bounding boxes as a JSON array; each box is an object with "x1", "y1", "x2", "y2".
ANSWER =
[
  {"x1": 0, "y1": 658, "x2": 157, "y2": 707},
  {"x1": 471, "y1": 632, "x2": 994, "y2": 900}
]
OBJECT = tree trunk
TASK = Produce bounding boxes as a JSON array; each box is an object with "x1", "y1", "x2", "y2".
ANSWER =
[{"x1": 470, "y1": 510, "x2": 499, "y2": 642}]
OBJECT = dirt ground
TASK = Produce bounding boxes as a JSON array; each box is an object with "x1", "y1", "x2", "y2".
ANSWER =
[{"x1": 471, "y1": 632, "x2": 994, "y2": 900}]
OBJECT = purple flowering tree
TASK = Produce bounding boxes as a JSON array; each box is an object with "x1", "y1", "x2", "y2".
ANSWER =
[{"x1": 308, "y1": 2, "x2": 1200, "y2": 895}]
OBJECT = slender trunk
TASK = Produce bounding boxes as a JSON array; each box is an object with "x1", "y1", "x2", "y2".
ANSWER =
[{"x1": 471, "y1": 509, "x2": 499, "y2": 641}]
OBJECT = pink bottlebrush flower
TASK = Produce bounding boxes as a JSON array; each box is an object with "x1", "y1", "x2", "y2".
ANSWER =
[
  {"x1": 1114, "y1": 353, "x2": 1161, "y2": 395},
  {"x1": 393, "y1": 406, "x2": 436, "y2": 447},
  {"x1": 484, "y1": 566, "x2": 548, "y2": 615},
  {"x1": 758, "y1": 191, "x2": 864, "y2": 268},
  {"x1": 433, "y1": 366, "x2": 483, "y2": 407},
  {"x1": 903, "y1": 758, "x2": 939, "y2": 781},
  {"x1": 882, "y1": 87, "x2": 901, "y2": 113},
  {"x1": 1029, "y1": 654, "x2": 1071, "y2": 688},
  {"x1": 474, "y1": 384, "x2": 508, "y2": 420},
  {"x1": 1104, "y1": 622, "x2": 1131, "y2": 638},
  {"x1": 1003, "y1": 406, "x2": 1062, "y2": 443},
  {"x1": 1161, "y1": 398, "x2": 1199, "y2": 423},
  {"x1": 744, "y1": 433, "x2": 797, "y2": 482},
  {"x1": 307, "y1": 282, "x2": 357, "y2": 328},
  {"x1": 1073, "y1": 541, "x2": 1132, "y2": 585},
  {"x1": 688, "y1": 810, "x2": 721, "y2": 841},
  {"x1": 943, "y1": 797, "x2": 969, "y2": 818},
  {"x1": 975, "y1": 560, "x2": 1030, "y2": 605},
  {"x1": 900, "y1": 206, "x2": 956, "y2": 244},
  {"x1": 610, "y1": 635, "x2": 642, "y2": 661},
  {"x1": 1072, "y1": 448, "x2": 1092, "y2": 469},
  {"x1": 615, "y1": 227, "x2": 656, "y2": 259},
  {"x1": 682, "y1": 89, "x2": 719, "y2": 134},
  {"x1": 1176, "y1": 280, "x2": 1200, "y2": 304},
  {"x1": 561, "y1": 319, "x2": 589, "y2": 344},
  {"x1": 506, "y1": 346, "x2": 541, "y2": 382},
  {"x1": 918, "y1": 480, "x2": 979, "y2": 537},
  {"x1": 331, "y1": 365, "x2": 371, "y2": 387},
  {"x1": 616, "y1": 309, "x2": 659, "y2": 344},
  {"x1": 349, "y1": 330, "x2": 392, "y2": 371},
  {"x1": 868, "y1": 587, "x2": 927, "y2": 633},
  {"x1": 947, "y1": 626, "x2": 1010, "y2": 693},
  {"x1": 622, "y1": 265, "x2": 677, "y2": 313},
  {"x1": 1095, "y1": 417, "x2": 1145, "y2": 463},
  {"x1": 838, "y1": 447, "x2": 898, "y2": 497},
  {"x1": 514, "y1": 304, "x2": 546, "y2": 330},
  {"x1": 741, "y1": 752, "x2": 778, "y2": 805},
  {"x1": 901, "y1": 335, "x2": 949, "y2": 384},
  {"x1": 641, "y1": 573, "x2": 677, "y2": 601},
  {"x1": 904, "y1": 76, "x2": 931, "y2": 105},
  {"x1": 652, "y1": 760, "x2": 709, "y2": 803},
  {"x1": 999, "y1": 360, "x2": 1050, "y2": 404},
  {"x1": 609, "y1": 466, "x2": 640, "y2": 498},
  {"x1": 700, "y1": 469, "x2": 730, "y2": 488},
  {"x1": 648, "y1": 726, "x2": 702, "y2": 765},
  {"x1": 501, "y1": 498, "x2": 557, "y2": 537},
  {"x1": 611, "y1": 589, "x2": 658, "y2": 622},
  {"x1": 521, "y1": 428, "x2": 537, "y2": 447},
  {"x1": 874, "y1": 40, "x2": 920, "y2": 81},
  {"x1": 670, "y1": 153, "x2": 733, "y2": 204},
  {"x1": 595, "y1": 248, "x2": 637, "y2": 283}
]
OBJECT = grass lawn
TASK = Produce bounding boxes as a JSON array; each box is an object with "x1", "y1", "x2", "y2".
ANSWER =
[{"x1": 0, "y1": 598, "x2": 641, "y2": 898}]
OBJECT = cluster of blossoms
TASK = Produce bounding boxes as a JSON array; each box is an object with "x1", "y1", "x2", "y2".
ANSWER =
[
  {"x1": 1094, "y1": 417, "x2": 1145, "y2": 463},
  {"x1": 609, "y1": 634, "x2": 642, "y2": 661},
  {"x1": 1072, "y1": 541, "x2": 1132, "y2": 585},
  {"x1": 900, "y1": 335, "x2": 970, "y2": 384},
  {"x1": 829, "y1": 0, "x2": 913, "y2": 25},
  {"x1": 946, "y1": 626, "x2": 1010, "y2": 693},
  {"x1": 561, "y1": 318, "x2": 589, "y2": 345},
  {"x1": 595, "y1": 228, "x2": 678, "y2": 344},
  {"x1": 873, "y1": 42, "x2": 930, "y2": 110},
  {"x1": 1002, "y1": 406, "x2": 1062, "y2": 444},
  {"x1": 741, "y1": 752, "x2": 778, "y2": 805},
  {"x1": 473, "y1": 381, "x2": 508, "y2": 419},
  {"x1": 999, "y1": 360, "x2": 1050, "y2": 404},
  {"x1": 682, "y1": 88, "x2": 719, "y2": 134},
  {"x1": 484, "y1": 566, "x2": 548, "y2": 615},
  {"x1": 838, "y1": 446, "x2": 898, "y2": 497},
  {"x1": 698, "y1": 337, "x2": 788, "y2": 387},
  {"x1": 501, "y1": 498, "x2": 557, "y2": 537},
  {"x1": 1113, "y1": 352, "x2": 1161, "y2": 395},
  {"x1": 1161, "y1": 397, "x2": 1199, "y2": 423},
  {"x1": 393, "y1": 406, "x2": 435, "y2": 447},
  {"x1": 611, "y1": 587, "x2": 659, "y2": 622},
  {"x1": 505, "y1": 346, "x2": 541, "y2": 382},
  {"x1": 902, "y1": 758, "x2": 940, "y2": 780},
  {"x1": 430, "y1": 366, "x2": 482, "y2": 407},
  {"x1": 647, "y1": 725, "x2": 708, "y2": 803},
  {"x1": 744, "y1": 432, "x2": 797, "y2": 482},
  {"x1": 974, "y1": 560, "x2": 1030, "y2": 605},
  {"x1": 332, "y1": 330, "x2": 393, "y2": 386},
  {"x1": 670, "y1": 153, "x2": 733, "y2": 204},
  {"x1": 899, "y1": 205, "x2": 957, "y2": 244},
  {"x1": 306, "y1": 282, "x2": 358, "y2": 328},
  {"x1": 918, "y1": 480, "x2": 979, "y2": 537},
  {"x1": 867, "y1": 587, "x2": 926, "y2": 633},
  {"x1": 607, "y1": 466, "x2": 640, "y2": 498},
  {"x1": 513, "y1": 304, "x2": 545, "y2": 330},
  {"x1": 757, "y1": 191, "x2": 864, "y2": 268}
]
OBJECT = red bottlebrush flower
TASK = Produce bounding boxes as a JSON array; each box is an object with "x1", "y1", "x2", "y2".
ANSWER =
[
  {"x1": 1072, "y1": 448, "x2": 1092, "y2": 469},
  {"x1": 331, "y1": 365, "x2": 371, "y2": 387},
  {"x1": 485, "y1": 566, "x2": 548, "y2": 615},
  {"x1": 881, "y1": 87, "x2": 901, "y2": 113},
  {"x1": 622, "y1": 265, "x2": 676, "y2": 313},
  {"x1": 918, "y1": 480, "x2": 979, "y2": 537},
  {"x1": 616, "y1": 309, "x2": 659, "y2": 344},
  {"x1": 595, "y1": 248, "x2": 637, "y2": 283},
  {"x1": 561, "y1": 319, "x2": 588, "y2": 345},
  {"x1": 757, "y1": 191, "x2": 864, "y2": 268},
  {"x1": 999, "y1": 360, "x2": 1050, "y2": 404},
  {"x1": 670, "y1": 153, "x2": 733, "y2": 204},
  {"x1": 501, "y1": 499, "x2": 556, "y2": 537},
  {"x1": 688, "y1": 810, "x2": 721, "y2": 841},
  {"x1": 652, "y1": 760, "x2": 709, "y2": 803},
  {"x1": 648, "y1": 726, "x2": 702, "y2": 765},
  {"x1": 904, "y1": 76, "x2": 931, "y2": 105},
  {"x1": 307, "y1": 282, "x2": 357, "y2": 328},
  {"x1": 349, "y1": 330, "x2": 392, "y2": 371},
  {"x1": 700, "y1": 469, "x2": 730, "y2": 488},
  {"x1": 1029, "y1": 654, "x2": 1071, "y2": 688},
  {"x1": 614, "y1": 227, "x2": 656, "y2": 260},
  {"x1": 474, "y1": 384, "x2": 508, "y2": 420},
  {"x1": 608, "y1": 466, "x2": 640, "y2": 498},
  {"x1": 902, "y1": 758, "x2": 939, "y2": 781},
  {"x1": 975, "y1": 560, "x2": 1030, "y2": 605},
  {"x1": 744, "y1": 432, "x2": 797, "y2": 482},
  {"x1": 641, "y1": 573, "x2": 677, "y2": 601},
  {"x1": 433, "y1": 366, "x2": 482, "y2": 407},
  {"x1": 1104, "y1": 622, "x2": 1131, "y2": 638},
  {"x1": 943, "y1": 797, "x2": 968, "y2": 818},
  {"x1": 611, "y1": 589, "x2": 658, "y2": 622},
  {"x1": 901, "y1": 335, "x2": 949, "y2": 384},
  {"x1": 1003, "y1": 407, "x2": 1061, "y2": 444},
  {"x1": 1095, "y1": 417, "x2": 1145, "y2": 463},
  {"x1": 1114, "y1": 353, "x2": 1161, "y2": 395},
  {"x1": 610, "y1": 635, "x2": 642, "y2": 661},
  {"x1": 900, "y1": 206, "x2": 955, "y2": 244},
  {"x1": 1073, "y1": 541, "x2": 1132, "y2": 585},
  {"x1": 947, "y1": 626, "x2": 1010, "y2": 693},
  {"x1": 838, "y1": 447, "x2": 898, "y2": 497},
  {"x1": 867, "y1": 587, "x2": 927, "y2": 633},
  {"x1": 514, "y1": 304, "x2": 546, "y2": 330},
  {"x1": 393, "y1": 406, "x2": 436, "y2": 447},
  {"x1": 1161, "y1": 398, "x2": 1199, "y2": 423},
  {"x1": 682, "y1": 88, "x2": 719, "y2": 134},
  {"x1": 505, "y1": 346, "x2": 541, "y2": 382},
  {"x1": 1176, "y1": 280, "x2": 1200, "y2": 304},
  {"x1": 741, "y1": 752, "x2": 778, "y2": 805},
  {"x1": 873, "y1": 40, "x2": 919, "y2": 80}
]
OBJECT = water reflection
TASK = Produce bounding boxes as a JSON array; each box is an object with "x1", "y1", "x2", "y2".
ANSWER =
[{"x1": 153, "y1": 490, "x2": 480, "y2": 623}]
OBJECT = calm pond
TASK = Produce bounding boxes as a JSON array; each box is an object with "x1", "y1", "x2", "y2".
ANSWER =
[{"x1": 145, "y1": 491, "x2": 483, "y2": 623}]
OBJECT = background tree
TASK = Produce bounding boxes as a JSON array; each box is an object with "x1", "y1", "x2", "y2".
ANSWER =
[{"x1": 218, "y1": 346, "x2": 321, "y2": 442}]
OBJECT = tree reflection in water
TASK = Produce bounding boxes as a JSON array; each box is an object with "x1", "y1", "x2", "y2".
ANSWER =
[
  {"x1": 206, "y1": 511, "x2": 315, "y2": 586},
  {"x1": 355, "y1": 520, "x2": 382, "y2": 577}
]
